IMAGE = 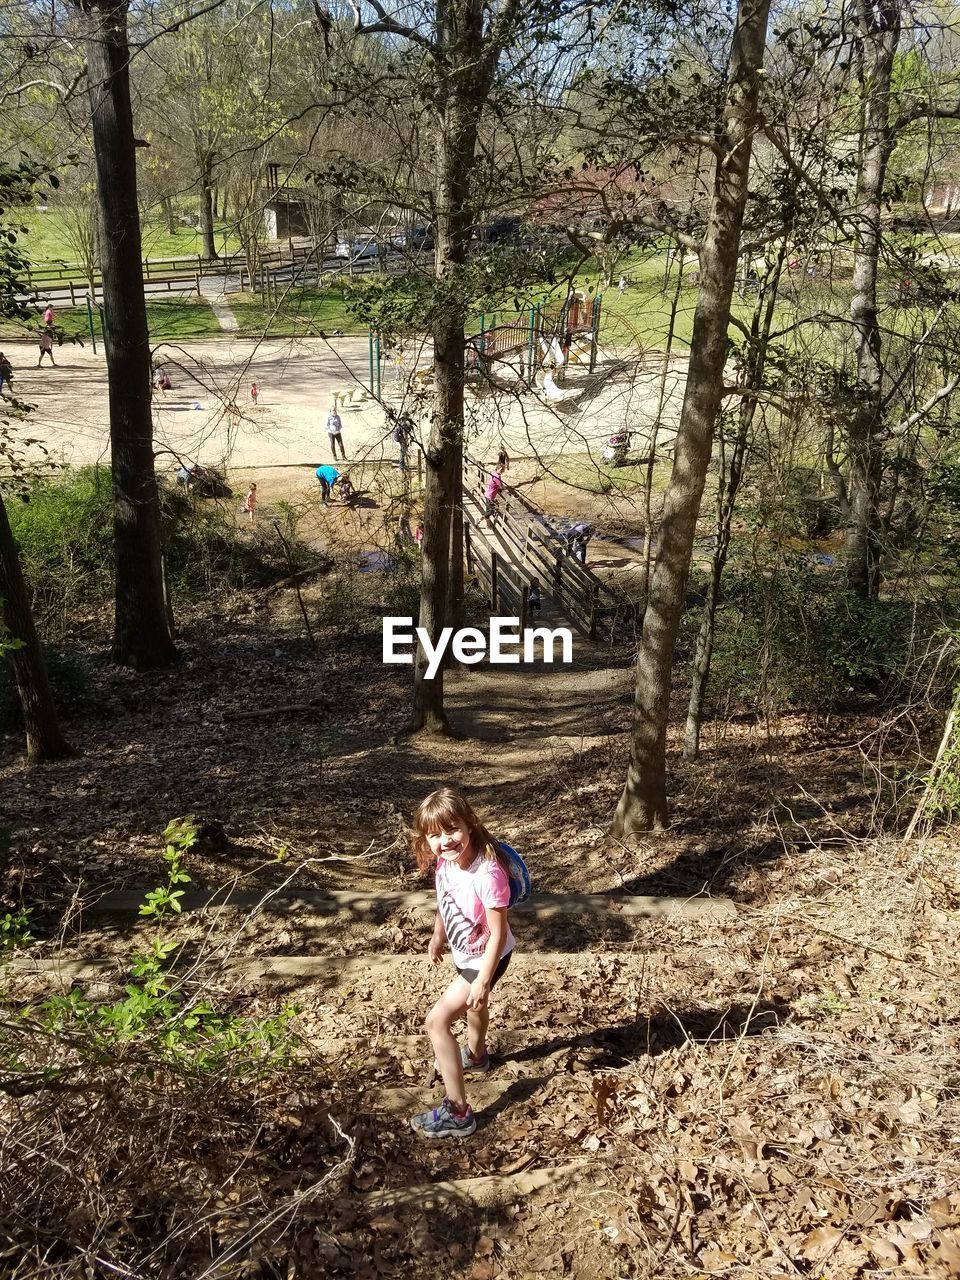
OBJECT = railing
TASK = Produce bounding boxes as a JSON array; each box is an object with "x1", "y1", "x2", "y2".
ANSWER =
[
  {"x1": 463, "y1": 458, "x2": 629, "y2": 641},
  {"x1": 464, "y1": 524, "x2": 530, "y2": 630}
]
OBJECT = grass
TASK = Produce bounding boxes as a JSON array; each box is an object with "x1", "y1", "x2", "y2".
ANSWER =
[
  {"x1": 229, "y1": 286, "x2": 362, "y2": 336},
  {"x1": 0, "y1": 298, "x2": 223, "y2": 340},
  {"x1": 548, "y1": 451, "x2": 676, "y2": 496},
  {"x1": 14, "y1": 206, "x2": 242, "y2": 270}
]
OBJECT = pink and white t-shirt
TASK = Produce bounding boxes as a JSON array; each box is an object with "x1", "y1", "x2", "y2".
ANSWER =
[{"x1": 435, "y1": 852, "x2": 515, "y2": 970}]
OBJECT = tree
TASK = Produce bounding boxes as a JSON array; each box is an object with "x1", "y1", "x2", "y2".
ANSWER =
[
  {"x1": 0, "y1": 494, "x2": 73, "y2": 763},
  {"x1": 612, "y1": 0, "x2": 773, "y2": 834},
  {"x1": 0, "y1": 158, "x2": 72, "y2": 762},
  {"x1": 73, "y1": 0, "x2": 177, "y2": 669},
  {"x1": 343, "y1": 0, "x2": 612, "y2": 733}
]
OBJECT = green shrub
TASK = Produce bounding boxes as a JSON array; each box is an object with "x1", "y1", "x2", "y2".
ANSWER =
[
  {"x1": 704, "y1": 560, "x2": 924, "y2": 715},
  {"x1": 8, "y1": 466, "x2": 113, "y2": 630},
  {"x1": 6, "y1": 468, "x2": 307, "y2": 633}
]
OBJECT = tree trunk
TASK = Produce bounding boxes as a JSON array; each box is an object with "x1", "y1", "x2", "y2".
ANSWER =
[
  {"x1": 160, "y1": 195, "x2": 177, "y2": 236},
  {"x1": 612, "y1": 0, "x2": 772, "y2": 836},
  {"x1": 844, "y1": 0, "x2": 901, "y2": 598},
  {"x1": 199, "y1": 160, "x2": 218, "y2": 260},
  {"x1": 449, "y1": 445, "x2": 465, "y2": 632},
  {"x1": 684, "y1": 241, "x2": 786, "y2": 759},
  {"x1": 0, "y1": 493, "x2": 73, "y2": 763},
  {"x1": 79, "y1": 0, "x2": 178, "y2": 670},
  {"x1": 409, "y1": 1, "x2": 497, "y2": 732}
]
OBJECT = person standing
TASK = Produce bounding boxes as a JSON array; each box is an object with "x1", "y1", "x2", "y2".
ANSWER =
[
  {"x1": 37, "y1": 329, "x2": 55, "y2": 367},
  {"x1": 43, "y1": 303, "x2": 55, "y2": 329},
  {"x1": 409, "y1": 788, "x2": 518, "y2": 1139},
  {"x1": 327, "y1": 405, "x2": 346, "y2": 460},
  {"x1": 242, "y1": 482, "x2": 257, "y2": 524},
  {"x1": 0, "y1": 352, "x2": 13, "y2": 396},
  {"x1": 496, "y1": 444, "x2": 510, "y2": 472},
  {"x1": 566, "y1": 521, "x2": 593, "y2": 563},
  {"x1": 250, "y1": 382, "x2": 259, "y2": 404},
  {"x1": 392, "y1": 412, "x2": 414, "y2": 470},
  {"x1": 316, "y1": 464, "x2": 340, "y2": 505}
]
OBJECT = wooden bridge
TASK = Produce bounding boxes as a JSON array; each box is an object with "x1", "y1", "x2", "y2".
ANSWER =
[{"x1": 461, "y1": 458, "x2": 633, "y2": 642}]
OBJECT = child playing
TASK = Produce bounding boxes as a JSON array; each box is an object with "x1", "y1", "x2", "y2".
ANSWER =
[
  {"x1": 315, "y1": 464, "x2": 339, "y2": 505},
  {"x1": 410, "y1": 787, "x2": 517, "y2": 1139},
  {"x1": 484, "y1": 464, "x2": 504, "y2": 524},
  {"x1": 250, "y1": 382, "x2": 259, "y2": 405},
  {"x1": 242, "y1": 482, "x2": 257, "y2": 522},
  {"x1": 528, "y1": 577, "x2": 541, "y2": 615},
  {"x1": 37, "y1": 328, "x2": 56, "y2": 367}
]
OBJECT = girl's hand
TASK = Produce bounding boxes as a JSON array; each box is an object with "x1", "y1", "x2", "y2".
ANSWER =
[
  {"x1": 428, "y1": 935, "x2": 445, "y2": 965},
  {"x1": 466, "y1": 977, "x2": 490, "y2": 1011}
]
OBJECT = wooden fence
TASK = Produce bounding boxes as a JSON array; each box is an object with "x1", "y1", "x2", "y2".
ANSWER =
[{"x1": 21, "y1": 240, "x2": 320, "y2": 294}]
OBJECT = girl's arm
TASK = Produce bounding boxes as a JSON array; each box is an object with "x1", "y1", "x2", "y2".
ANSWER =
[
  {"x1": 428, "y1": 910, "x2": 446, "y2": 965},
  {"x1": 466, "y1": 906, "x2": 507, "y2": 1010}
]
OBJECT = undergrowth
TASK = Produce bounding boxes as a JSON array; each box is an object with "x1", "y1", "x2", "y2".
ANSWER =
[{"x1": 0, "y1": 817, "x2": 355, "y2": 1277}]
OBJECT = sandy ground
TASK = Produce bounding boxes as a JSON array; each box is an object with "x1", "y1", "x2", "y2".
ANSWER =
[{"x1": 2, "y1": 331, "x2": 688, "y2": 481}]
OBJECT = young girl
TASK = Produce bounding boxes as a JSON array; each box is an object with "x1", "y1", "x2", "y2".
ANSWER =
[
  {"x1": 410, "y1": 788, "x2": 517, "y2": 1139},
  {"x1": 484, "y1": 464, "x2": 504, "y2": 524},
  {"x1": 242, "y1": 482, "x2": 257, "y2": 522}
]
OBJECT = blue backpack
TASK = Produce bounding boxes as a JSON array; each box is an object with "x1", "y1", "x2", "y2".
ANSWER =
[{"x1": 497, "y1": 841, "x2": 531, "y2": 907}]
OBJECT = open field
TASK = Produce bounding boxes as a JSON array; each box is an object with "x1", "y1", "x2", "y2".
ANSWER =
[{"x1": 15, "y1": 205, "x2": 244, "y2": 267}]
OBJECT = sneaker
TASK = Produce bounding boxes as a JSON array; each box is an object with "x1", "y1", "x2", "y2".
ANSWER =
[
  {"x1": 461, "y1": 1045, "x2": 492, "y2": 1076},
  {"x1": 411, "y1": 1098, "x2": 477, "y2": 1139}
]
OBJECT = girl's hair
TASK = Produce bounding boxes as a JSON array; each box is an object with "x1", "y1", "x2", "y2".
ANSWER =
[{"x1": 411, "y1": 787, "x2": 501, "y2": 874}]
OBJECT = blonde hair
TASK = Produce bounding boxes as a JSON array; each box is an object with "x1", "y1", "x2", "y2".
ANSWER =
[{"x1": 411, "y1": 787, "x2": 502, "y2": 874}]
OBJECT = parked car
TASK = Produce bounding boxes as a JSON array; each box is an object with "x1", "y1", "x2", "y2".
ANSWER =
[
  {"x1": 407, "y1": 225, "x2": 435, "y2": 250},
  {"x1": 481, "y1": 215, "x2": 523, "y2": 243}
]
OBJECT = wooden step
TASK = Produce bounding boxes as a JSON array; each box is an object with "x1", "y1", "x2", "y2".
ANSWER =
[
  {"x1": 12, "y1": 948, "x2": 664, "y2": 988},
  {"x1": 361, "y1": 1161, "x2": 592, "y2": 1210},
  {"x1": 370, "y1": 1073, "x2": 554, "y2": 1115},
  {"x1": 87, "y1": 886, "x2": 736, "y2": 922}
]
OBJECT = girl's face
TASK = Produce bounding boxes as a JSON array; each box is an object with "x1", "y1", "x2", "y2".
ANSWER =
[{"x1": 426, "y1": 821, "x2": 473, "y2": 866}]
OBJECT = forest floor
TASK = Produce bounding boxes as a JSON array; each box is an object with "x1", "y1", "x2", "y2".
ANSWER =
[{"x1": 3, "y1": 566, "x2": 959, "y2": 1278}]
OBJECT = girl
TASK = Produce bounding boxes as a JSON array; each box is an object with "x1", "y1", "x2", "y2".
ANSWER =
[
  {"x1": 484, "y1": 464, "x2": 504, "y2": 524},
  {"x1": 410, "y1": 788, "x2": 517, "y2": 1139},
  {"x1": 242, "y1": 482, "x2": 257, "y2": 522}
]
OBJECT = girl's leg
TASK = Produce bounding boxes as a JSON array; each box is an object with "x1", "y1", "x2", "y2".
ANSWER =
[
  {"x1": 466, "y1": 1002, "x2": 490, "y2": 1061},
  {"x1": 425, "y1": 977, "x2": 471, "y2": 1109}
]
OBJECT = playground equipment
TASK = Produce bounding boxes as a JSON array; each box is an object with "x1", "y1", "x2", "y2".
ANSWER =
[{"x1": 467, "y1": 289, "x2": 603, "y2": 386}]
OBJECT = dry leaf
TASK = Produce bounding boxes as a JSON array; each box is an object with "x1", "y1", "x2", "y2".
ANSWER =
[{"x1": 800, "y1": 1225, "x2": 845, "y2": 1260}]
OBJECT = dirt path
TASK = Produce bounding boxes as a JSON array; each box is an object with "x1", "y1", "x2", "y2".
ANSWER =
[{"x1": 5, "y1": 599, "x2": 958, "y2": 1277}]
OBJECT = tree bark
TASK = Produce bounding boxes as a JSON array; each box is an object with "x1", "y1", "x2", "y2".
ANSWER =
[
  {"x1": 684, "y1": 240, "x2": 786, "y2": 760},
  {"x1": 408, "y1": 0, "x2": 506, "y2": 732},
  {"x1": 78, "y1": 0, "x2": 178, "y2": 669},
  {"x1": 160, "y1": 194, "x2": 177, "y2": 236},
  {"x1": 612, "y1": 0, "x2": 772, "y2": 835},
  {"x1": 199, "y1": 160, "x2": 218, "y2": 259},
  {"x1": 0, "y1": 493, "x2": 73, "y2": 763},
  {"x1": 844, "y1": 0, "x2": 901, "y2": 598}
]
